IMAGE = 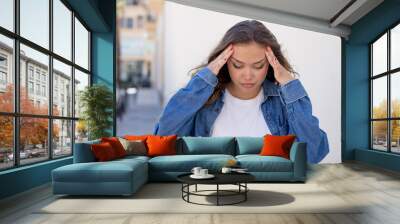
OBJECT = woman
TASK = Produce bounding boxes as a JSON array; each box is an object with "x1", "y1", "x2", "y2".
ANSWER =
[{"x1": 153, "y1": 20, "x2": 329, "y2": 163}]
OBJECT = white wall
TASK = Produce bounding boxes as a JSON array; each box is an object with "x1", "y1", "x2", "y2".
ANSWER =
[{"x1": 163, "y1": 2, "x2": 341, "y2": 163}]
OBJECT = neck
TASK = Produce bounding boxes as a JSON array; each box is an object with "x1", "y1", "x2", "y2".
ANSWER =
[{"x1": 226, "y1": 83, "x2": 261, "y2": 100}]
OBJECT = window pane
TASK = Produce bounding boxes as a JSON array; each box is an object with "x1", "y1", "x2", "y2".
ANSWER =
[
  {"x1": 0, "y1": 35, "x2": 14, "y2": 112},
  {"x1": 53, "y1": 0, "x2": 72, "y2": 60},
  {"x1": 391, "y1": 72, "x2": 400, "y2": 118},
  {"x1": 74, "y1": 69, "x2": 89, "y2": 118},
  {"x1": 372, "y1": 76, "x2": 387, "y2": 119},
  {"x1": 0, "y1": 0, "x2": 14, "y2": 31},
  {"x1": 53, "y1": 119, "x2": 72, "y2": 158},
  {"x1": 0, "y1": 116, "x2": 13, "y2": 170},
  {"x1": 75, "y1": 120, "x2": 88, "y2": 143},
  {"x1": 53, "y1": 59, "x2": 72, "y2": 117},
  {"x1": 392, "y1": 24, "x2": 400, "y2": 70},
  {"x1": 20, "y1": 117, "x2": 49, "y2": 165},
  {"x1": 391, "y1": 120, "x2": 400, "y2": 153},
  {"x1": 74, "y1": 18, "x2": 89, "y2": 70},
  {"x1": 372, "y1": 33, "x2": 387, "y2": 76},
  {"x1": 20, "y1": 0, "x2": 49, "y2": 49},
  {"x1": 372, "y1": 121, "x2": 388, "y2": 151},
  {"x1": 20, "y1": 44, "x2": 49, "y2": 115}
]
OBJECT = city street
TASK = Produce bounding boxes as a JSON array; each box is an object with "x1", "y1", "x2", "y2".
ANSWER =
[{"x1": 116, "y1": 87, "x2": 164, "y2": 136}]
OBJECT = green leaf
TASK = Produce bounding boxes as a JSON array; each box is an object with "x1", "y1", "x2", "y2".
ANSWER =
[{"x1": 79, "y1": 84, "x2": 113, "y2": 140}]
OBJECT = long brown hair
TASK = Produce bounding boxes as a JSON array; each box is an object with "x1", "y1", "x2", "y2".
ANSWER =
[{"x1": 189, "y1": 20, "x2": 297, "y2": 107}]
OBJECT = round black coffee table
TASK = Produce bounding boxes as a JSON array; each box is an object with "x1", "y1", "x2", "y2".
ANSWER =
[{"x1": 177, "y1": 172, "x2": 255, "y2": 206}]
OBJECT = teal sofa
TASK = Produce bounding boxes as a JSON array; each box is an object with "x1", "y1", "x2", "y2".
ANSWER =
[{"x1": 52, "y1": 136, "x2": 307, "y2": 196}]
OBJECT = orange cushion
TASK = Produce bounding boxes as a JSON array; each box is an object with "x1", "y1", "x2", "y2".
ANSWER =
[
  {"x1": 101, "y1": 137, "x2": 127, "y2": 158},
  {"x1": 146, "y1": 135, "x2": 177, "y2": 157},
  {"x1": 91, "y1": 142, "x2": 118, "y2": 162},
  {"x1": 259, "y1": 134, "x2": 296, "y2": 159}
]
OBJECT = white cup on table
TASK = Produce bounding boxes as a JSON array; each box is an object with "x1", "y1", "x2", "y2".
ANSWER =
[
  {"x1": 191, "y1": 167, "x2": 202, "y2": 176},
  {"x1": 199, "y1": 169, "x2": 208, "y2": 176}
]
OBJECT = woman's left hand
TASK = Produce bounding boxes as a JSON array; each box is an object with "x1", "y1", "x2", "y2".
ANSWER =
[{"x1": 265, "y1": 46, "x2": 296, "y2": 86}]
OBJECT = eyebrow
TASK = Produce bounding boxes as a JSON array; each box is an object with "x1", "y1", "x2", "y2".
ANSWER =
[{"x1": 231, "y1": 57, "x2": 266, "y2": 65}]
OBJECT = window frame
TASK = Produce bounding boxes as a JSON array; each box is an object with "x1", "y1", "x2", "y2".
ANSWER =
[
  {"x1": 370, "y1": 20, "x2": 400, "y2": 154},
  {"x1": 0, "y1": 53, "x2": 7, "y2": 85},
  {"x1": 0, "y1": 0, "x2": 92, "y2": 171}
]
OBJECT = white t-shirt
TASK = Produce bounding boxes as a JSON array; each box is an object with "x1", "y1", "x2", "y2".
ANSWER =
[{"x1": 210, "y1": 88, "x2": 271, "y2": 137}]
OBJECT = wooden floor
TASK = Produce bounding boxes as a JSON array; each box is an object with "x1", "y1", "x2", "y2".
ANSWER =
[{"x1": 1, "y1": 162, "x2": 400, "y2": 224}]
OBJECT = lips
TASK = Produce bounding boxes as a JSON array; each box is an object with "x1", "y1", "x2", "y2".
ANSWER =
[{"x1": 241, "y1": 83, "x2": 255, "y2": 88}]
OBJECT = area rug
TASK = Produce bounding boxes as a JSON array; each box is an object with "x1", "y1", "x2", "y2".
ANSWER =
[{"x1": 36, "y1": 183, "x2": 362, "y2": 214}]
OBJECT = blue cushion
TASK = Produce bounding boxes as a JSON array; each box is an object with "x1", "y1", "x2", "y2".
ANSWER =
[
  {"x1": 177, "y1": 137, "x2": 235, "y2": 155},
  {"x1": 52, "y1": 159, "x2": 147, "y2": 183},
  {"x1": 148, "y1": 154, "x2": 235, "y2": 172},
  {"x1": 73, "y1": 139, "x2": 100, "y2": 163},
  {"x1": 236, "y1": 155, "x2": 293, "y2": 172},
  {"x1": 235, "y1": 137, "x2": 264, "y2": 155},
  {"x1": 116, "y1": 155, "x2": 150, "y2": 163},
  {"x1": 52, "y1": 157, "x2": 148, "y2": 195}
]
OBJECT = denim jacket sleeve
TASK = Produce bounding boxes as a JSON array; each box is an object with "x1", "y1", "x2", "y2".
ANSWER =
[
  {"x1": 279, "y1": 79, "x2": 329, "y2": 164},
  {"x1": 153, "y1": 67, "x2": 217, "y2": 136}
]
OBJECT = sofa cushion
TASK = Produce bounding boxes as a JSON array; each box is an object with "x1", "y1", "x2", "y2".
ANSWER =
[
  {"x1": 91, "y1": 142, "x2": 118, "y2": 161},
  {"x1": 52, "y1": 158, "x2": 147, "y2": 183},
  {"x1": 148, "y1": 154, "x2": 235, "y2": 172},
  {"x1": 235, "y1": 137, "x2": 263, "y2": 155},
  {"x1": 236, "y1": 155, "x2": 293, "y2": 172},
  {"x1": 114, "y1": 155, "x2": 150, "y2": 163},
  {"x1": 124, "y1": 135, "x2": 151, "y2": 150},
  {"x1": 260, "y1": 134, "x2": 296, "y2": 159},
  {"x1": 147, "y1": 135, "x2": 177, "y2": 157},
  {"x1": 118, "y1": 138, "x2": 147, "y2": 156},
  {"x1": 101, "y1": 137, "x2": 127, "y2": 158},
  {"x1": 73, "y1": 139, "x2": 101, "y2": 163},
  {"x1": 177, "y1": 137, "x2": 235, "y2": 155}
]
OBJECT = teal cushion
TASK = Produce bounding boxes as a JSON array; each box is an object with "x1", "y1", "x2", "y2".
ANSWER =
[
  {"x1": 52, "y1": 159, "x2": 147, "y2": 183},
  {"x1": 236, "y1": 155, "x2": 293, "y2": 172},
  {"x1": 235, "y1": 137, "x2": 264, "y2": 155},
  {"x1": 116, "y1": 155, "x2": 150, "y2": 163},
  {"x1": 73, "y1": 139, "x2": 101, "y2": 163},
  {"x1": 148, "y1": 154, "x2": 235, "y2": 172},
  {"x1": 177, "y1": 137, "x2": 235, "y2": 155}
]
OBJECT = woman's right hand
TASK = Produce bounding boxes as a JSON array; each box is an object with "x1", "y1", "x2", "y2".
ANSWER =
[{"x1": 207, "y1": 44, "x2": 233, "y2": 75}]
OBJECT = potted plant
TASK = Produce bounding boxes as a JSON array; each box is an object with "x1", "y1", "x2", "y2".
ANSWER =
[{"x1": 79, "y1": 84, "x2": 113, "y2": 140}]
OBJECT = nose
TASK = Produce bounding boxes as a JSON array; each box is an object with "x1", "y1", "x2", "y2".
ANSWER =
[{"x1": 242, "y1": 67, "x2": 254, "y2": 81}]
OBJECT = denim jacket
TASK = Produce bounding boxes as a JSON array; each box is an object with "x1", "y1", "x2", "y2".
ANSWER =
[{"x1": 153, "y1": 67, "x2": 329, "y2": 163}]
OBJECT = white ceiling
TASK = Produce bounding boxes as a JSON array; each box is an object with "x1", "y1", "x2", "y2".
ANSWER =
[{"x1": 166, "y1": 0, "x2": 384, "y2": 39}]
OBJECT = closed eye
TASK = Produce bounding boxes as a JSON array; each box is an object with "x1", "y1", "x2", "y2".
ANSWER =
[
  {"x1": 255, "y1": 63, "x2": 265, "y2": 69},
  {"x1": 232, "y1": 62, "x2": 265, "y2": 69},
  {"x1": 233, "y1": 63, "x2": 242, "y2": 69}
]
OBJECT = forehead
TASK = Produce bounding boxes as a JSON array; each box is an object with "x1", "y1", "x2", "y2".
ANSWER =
[{"x1": 232, "y1": 42, "x2": 266, "y2": 64}]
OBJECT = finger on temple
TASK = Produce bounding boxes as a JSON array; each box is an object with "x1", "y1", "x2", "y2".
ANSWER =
[{"x1": 268, "y1": 46, "x2": 276, "y2": 57}]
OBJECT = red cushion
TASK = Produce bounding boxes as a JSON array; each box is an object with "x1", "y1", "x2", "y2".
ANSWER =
[
  {"x1": 91, "y1": 142, "x2": 118, "y2": 162},
  {"x1": 259, "y1": 134, "x2": 296, "y2": 159},
  {"x1": 146, "y1": 135, "x2": 177, "y2": 157},
  {"x1": 101, "y1": 137, "x2": 127, "y2": 158}
]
